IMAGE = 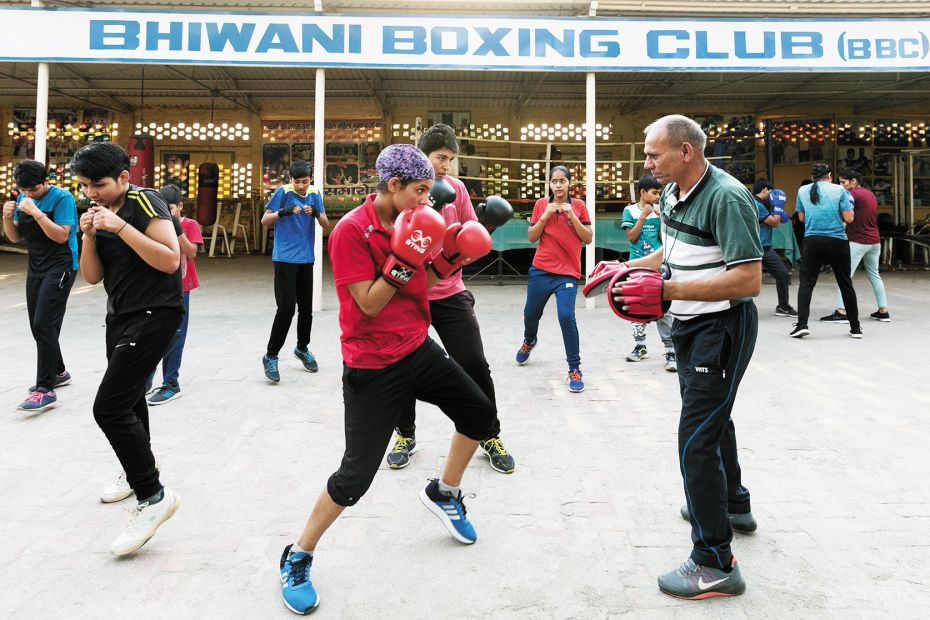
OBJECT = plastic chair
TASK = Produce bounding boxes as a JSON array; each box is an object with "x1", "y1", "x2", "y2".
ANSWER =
[{"x1": 202, "y1": 203, "x2": 231, "y2": 258}]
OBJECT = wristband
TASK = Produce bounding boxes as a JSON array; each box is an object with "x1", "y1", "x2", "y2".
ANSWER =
[
  {"x1": 277, "y1": 207, "x2": 294, "y2": 218},
  {"x1": 116, "y1": 222, "x2": 128, "y2": 235}
]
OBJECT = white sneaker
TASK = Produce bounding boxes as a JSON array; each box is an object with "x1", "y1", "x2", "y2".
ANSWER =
[
  {"x1": 110, "y1": 486, "x2": 180, "y2": 556},
  {"x1": 100, "y1": 458, "x2": 162, "y2": 504},
  {"x1": 100, "y1": 471, "x2": 132, "y2": 503}
]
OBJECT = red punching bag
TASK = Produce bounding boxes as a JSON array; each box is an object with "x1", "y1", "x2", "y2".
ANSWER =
[
  {"x1": 196, "y1": 162, "x2": 219, "y2": 226},
  {"x1": 127, "y1": 136, "x2": 154, "y2": 187}
]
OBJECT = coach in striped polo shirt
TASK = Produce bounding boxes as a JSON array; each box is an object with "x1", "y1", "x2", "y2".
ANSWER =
[{"x1": 616, "y1": 115, "x2": 763, "y2": 599}]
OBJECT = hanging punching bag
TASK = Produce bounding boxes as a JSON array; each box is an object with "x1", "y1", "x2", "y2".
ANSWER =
[
  {"x1": 196, "y1": 162, "x2": 219, "y2": 226},
  {"x1": 127, "y1": 135, "x2": 154, "y2": 188}
]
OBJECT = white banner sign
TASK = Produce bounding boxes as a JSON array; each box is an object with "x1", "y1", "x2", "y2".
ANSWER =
[{"x1": 3, "y1": 8, "x2": 930, "y2": 71}]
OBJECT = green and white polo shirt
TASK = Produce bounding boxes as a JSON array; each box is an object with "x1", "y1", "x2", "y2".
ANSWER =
[{"x1": 660, "y1": 163, "x2": 763, "y2": 320}]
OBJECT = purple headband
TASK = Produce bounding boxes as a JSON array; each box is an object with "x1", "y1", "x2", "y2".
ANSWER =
[{"x1": 376, "y1": 144, "x2": 435, "y2": 183}]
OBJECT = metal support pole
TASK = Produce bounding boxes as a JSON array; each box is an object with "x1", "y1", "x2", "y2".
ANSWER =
[
  {"x1": 313, "y1": 68, "x2": 325, "y2": 312},
  {"x1": 33, "y1": 0, "x2": 49, "y2": 164},
  {"x1": 585, "y1": 72, "x2": 596, "y2": 309}
]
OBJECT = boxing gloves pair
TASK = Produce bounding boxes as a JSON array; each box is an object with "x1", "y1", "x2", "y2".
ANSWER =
[
  {"x1": 769, "y1": 188, "x2": 789, "y2": 223},
  {"x1": 381, "y1": 206, "x2": 492, "y2": 288},
  {"x1": 583, "y1": 261, "x2": 669, "y2": 323},
  {"x1": 429, "y1": 178, "x2": 514, "y2": 229}
]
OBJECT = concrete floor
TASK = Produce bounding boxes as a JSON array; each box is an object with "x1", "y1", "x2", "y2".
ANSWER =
[{"x1": 1, "y1": 252, "x2": 928, "y2": 619}]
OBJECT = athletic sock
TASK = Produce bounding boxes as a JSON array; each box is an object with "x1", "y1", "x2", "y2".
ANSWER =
[
  {"x1": 138, "y1": 488, "x2": 164, "y2": 506},
  {"x1": 438, "y1": 479, "x2": 460, "y2": 498},
  {"x1": 290, "y1": 542, "x2": 312, "y2": 558}
]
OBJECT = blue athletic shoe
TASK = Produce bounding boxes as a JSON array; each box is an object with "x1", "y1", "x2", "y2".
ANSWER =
[
  {"x1": 263, "y1": 355, "x2": 280, "y2": 383},
  {"x1": 515, "y1": 339, "x2": 536, "y2": 365},
  {"x1": 280, "y1": 544, "x2": 320, "y2": 614},
  {"x1": 17, "y1": 389, "x2": 57, "y2": 412},
  {"x1": 567, "y1": 368, "x2": 585, "y2": 393},
  {"x1": 293, "y1": 347, "x2": 319, "y2": 373},
  {"x1": 419, "y1": 479, "x2": 477, "y2": 544}
]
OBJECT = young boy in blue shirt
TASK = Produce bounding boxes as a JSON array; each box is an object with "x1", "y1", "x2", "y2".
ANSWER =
[
  {"x1": 260, "y1": 160, "x2": 330, "y2": 382},
  {"x1": 620, "y1": 174, "x2": 676, "y2": 372},
  {"x1": 3, "y1": 160, "x2": 79, "y2": 412}
]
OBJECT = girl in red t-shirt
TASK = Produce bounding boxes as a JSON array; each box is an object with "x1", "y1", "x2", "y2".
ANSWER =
[
  {"x1": 279, "y1": 145, "x2": 499, "y2": 614},
  {"x1": 515, "y1": 165, "x2": 592, "y2": 392}
]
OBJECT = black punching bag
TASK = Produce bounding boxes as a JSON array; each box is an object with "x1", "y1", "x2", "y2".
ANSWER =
[{"x1": 196, "y1": 162, "x2": 219, "y2": 226}]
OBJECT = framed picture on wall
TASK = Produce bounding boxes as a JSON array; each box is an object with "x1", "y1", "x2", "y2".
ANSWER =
[
  {"x1": 291, "y1": 142, "x2": 314, "y2": 164},
  {"x1": 326, "y1": 142, "x2": 358, "y2": 160},
  {"x1": 263, "y1": 143, "x2": 291, "y2": 191},
  {"x1": 162, "y1": 152, "x2": 191, "y2": 195},
  {"x1": 326, "y1": 163, "x2": 359, "y2": 186},
  {"x1": 427, "y1": 112, "x2": 471, "y2": 135},
  {"x1": 359, "y1": 141, "x2": 382, "y2": 183},
  {"x1": 839, "y1": 146, "x2": 873, "y2": 176}
]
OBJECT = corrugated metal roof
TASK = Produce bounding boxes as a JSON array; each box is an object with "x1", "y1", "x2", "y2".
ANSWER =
[
  {"x1": 6, "y1": 0, "x2": 929, "y2": 16},
  {"x1": 3, "y1": 61, "x2": 928, "y2": 115}
]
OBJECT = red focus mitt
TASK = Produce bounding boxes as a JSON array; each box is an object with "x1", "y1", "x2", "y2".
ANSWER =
[
  {"x1": 582, "y1": 260, "x2": 629, "y2": 297},
  {"x1": 607, "y1": 267, "x2": 670, "y2": 323}
]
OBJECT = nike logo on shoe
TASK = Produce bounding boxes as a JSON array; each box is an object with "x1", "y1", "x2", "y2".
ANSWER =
[{"x1": 698, "y1": 576, "x2": 728, "y2": 590}]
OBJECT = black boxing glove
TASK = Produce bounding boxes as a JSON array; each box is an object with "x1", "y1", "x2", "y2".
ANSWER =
[
  {"x1": 428, "y1": 179, "x2": 457, "y2": 211},
  {"x1": 476, "y1": 195, "x2": 513, "y2": 228},
  {"x1": 277, "y1": 206, "x2": 297, "y2": 218}
]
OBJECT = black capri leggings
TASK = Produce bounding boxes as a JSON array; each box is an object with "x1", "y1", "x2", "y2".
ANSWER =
[{"x1": 327, "y1": 337, "x2": 498, "y2": 507}]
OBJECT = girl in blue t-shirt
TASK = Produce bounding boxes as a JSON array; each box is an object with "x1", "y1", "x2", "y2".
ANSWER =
[{"x1": 791, "y1": 163, "x2": 861, "y2": 339}]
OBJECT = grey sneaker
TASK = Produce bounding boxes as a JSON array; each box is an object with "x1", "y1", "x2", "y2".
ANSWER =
[
  {"x1": 148, "y1": 384, "x2": 181, "y2": 406},
  {"x1": 28, "y1": 370, "x2": 71, "y2": 392},
  {"x1": 820, "y1": 310, "x2": 849, "y2": 324},
  {"x1": 479, "y1": 437, "x2": 515, "y2": 474},
  {"x1": 664, "y1": 352, "x2": 678, "y2": 372},
  {"x1": 626, "y1": 344, "x2": 648, "y2": 362},
  {"x1": 658, "y1": 557, "x2": 746, "y2": 599},
  {"x1": 680, "y1": 504, "x2": 758, "y2": 534},
  {"x1": 386, "y1": 434, "x2": 417, "y2": 469},
  {"x1": 774, "y1": 305, "x2": 799, "y2": 317}
]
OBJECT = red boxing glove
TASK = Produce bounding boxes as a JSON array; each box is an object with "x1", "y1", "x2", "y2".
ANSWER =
[
  {"x1": 430, "y1": 220, "x2": 492, "y2": 279},
  {"x1": 381, "y1": 206, "x2": 446, "y2": 287},
  {"x1": 607, "y1": 267, "x2": 670, "y2": 323}
]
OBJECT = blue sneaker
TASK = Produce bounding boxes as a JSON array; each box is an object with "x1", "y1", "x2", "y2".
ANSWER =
[
  {"x1": 263, "y1": 355, "x2": 280, "y2": 383},
  {"x1": 567, "y1": 368, "x2": 585, "y2": 393},
  {"x1": 17, "y1": 389, "x2": 57, "y2": 412},
  {"x1": 147, "y1": 384, "x2": 181, "y2": 406},
  {"x1": 280, "y1": 544, "x2": 320, "y2": 614},
  {"x1": 293, "y1": 347, "x2": 319, "y2": 373},
  {"x1": 515, "y1": 339, "x2": 536, "y2": 365},
  {"x1": 419, "y1": 479, "x2": 477, "y2": 544}
]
